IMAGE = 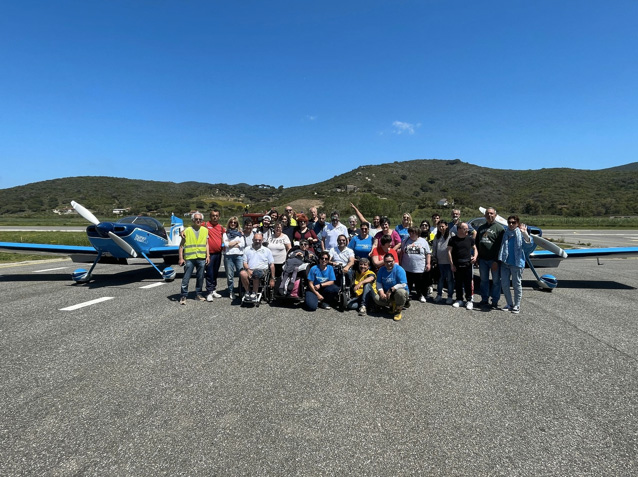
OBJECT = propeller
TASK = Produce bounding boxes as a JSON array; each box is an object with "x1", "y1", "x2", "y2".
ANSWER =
[
  {"x1": 71, "y1": 200, "x2": 100, "y2": 225},
  {"x1": 71, "y1": 200, "x2": 137, "y2": 258}
]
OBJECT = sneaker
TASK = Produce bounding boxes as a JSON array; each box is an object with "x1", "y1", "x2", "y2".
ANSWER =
[
  {"x1": 211, "y1": 290, "x2": 222, "y2": 299},
  {"x1": 358, "y1": 305, "x2": 367, "y2": 316},
  {"x1": 206, "y1": 293, "x2": 214, "y2": 302},
  {"x1": 502, "y1": 305, "x2": 512, "y2": 312},
  {"x1": 427, "y1": 285, "x2": 434, "y2": 297},
  {"x1": 466, "y1": 301, "x2": 474, "y2": 310},
  {"x1": 250, "y1": 292, "x2": 257, "y2": 301},
  {"x1": 197, "y1": 294, "x2": 206, "y2": 301},
  {"x1": 179, "y1": 297, "x2": 186, "y2": 305},
  {"x1": 419, "y1": 295, "x2": 427, "y2": 303},
  {"x1": 393, "y1": 311, "x2": 402, "y2": 321},
  {"x1": 511, "y1": 306, "x2": 520, "y2": 314},
  {"x1": 490, "y1": 303, "x2": 500, "y2": 310},
  {"x1": 319, "y1": 302, "x2": 331, "y2": 310},
  {"x1": 453, "y1": 300, "x2": 463, "y2": 308},
  {"x1": 446, "y1": 297, "x2": 455, "y2": 305},
  {"x1": 434, "y1": 295, "x2": 442, "y2": 303}
]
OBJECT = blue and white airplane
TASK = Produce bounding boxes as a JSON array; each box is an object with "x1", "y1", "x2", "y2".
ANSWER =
[
  {"x1": 0, "y1": 201, "x2": 184, "y2": 283},
  {"x1": 471, "y1": 207, "x2": 638, "y2": 290}
]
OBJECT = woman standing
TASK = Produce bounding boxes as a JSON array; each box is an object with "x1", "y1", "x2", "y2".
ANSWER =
[
  {"x1": 395, "y1": 213, "x2": 413, "y2": 240},
  {"x1": 280, "y1": 214, "x2": 296, "y2": 243},
  {"x1": 432, "y1": 221, "x2": 454, "y2": 304},
  {"x1": 400, "y1": 226, "x2": 431, "y2": 302},
  {"x1": 373, "y1": 217, "x2": 402, "y2": 251},
  {"x1": 294, "y1": 214, "x2": 319, "y2": 254},
  {"x1": 223, "y1": 216, "x2": 246, "y2": 299},
  {"x1": 348, "y1": 222, "x2": 374, "y2": 260},
  {"x1": 498, "y1": 215, "x2": 535, "y2": 314},
  {"x1": 267, "y1": 221, "x2": 291, "y2": 277}
]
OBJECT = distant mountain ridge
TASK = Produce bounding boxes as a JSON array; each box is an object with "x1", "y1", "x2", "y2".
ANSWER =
[{"x1": 1, "y1": 160, "x2": 637, "y2": 217}]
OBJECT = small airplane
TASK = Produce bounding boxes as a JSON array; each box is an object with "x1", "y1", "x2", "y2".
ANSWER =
[
  {"x1": 471, "y1": 207, "x2": 638, "y2": 290},
  {"x1": 0, "y1": 201, "x2": 184, "y2": 283}
]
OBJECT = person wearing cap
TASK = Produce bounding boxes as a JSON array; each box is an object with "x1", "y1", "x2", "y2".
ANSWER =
[
  {"x1": 320, "y1": 211, "x2": 348, "y2": 252},
  {"x1": 258, "y1": 214, "x2": 274, "y2": 246}
]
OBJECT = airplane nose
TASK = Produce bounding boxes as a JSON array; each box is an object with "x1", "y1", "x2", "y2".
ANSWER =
[{"x1": 95, "y1": 222, "x2": 114, "y2": 238}]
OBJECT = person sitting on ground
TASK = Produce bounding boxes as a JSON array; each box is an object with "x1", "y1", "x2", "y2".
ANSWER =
[
  {"x1": 373, "y1": 217, "x2": 402, "y2": 251},
  {"x1": 240, "y1": 232, "x2": 275, "y2": 301},
  {"x1": 305, "y1": 251, "x2": 340, "y2": 311},
  {"x1": 329, "y1": 233, "x2": 355, "y2": 284},
  {"x1": 400, "y1": 226, "x2": 432, "y2": 303},
  {"x1": 348, "y1": 257, "x2": 377, "y2": 316},
  {"x1": 348, "y1": 221, "x2": 374, "y2": 260},
  {"x1": 294, "y1": 214, "x2": 319, "y2": 252},
  {"x1": 447, "y1": 222, "x2": 478, "y2": 310},
  {"x1": 371, "y1": 234, "x2": 399, "y2": 271},
  {"x1": 373, "y1": 253, "x2": 409, "y2": 321},
  {"x1": 395, "y1": 212, "x2": 413, "y2": 240}
]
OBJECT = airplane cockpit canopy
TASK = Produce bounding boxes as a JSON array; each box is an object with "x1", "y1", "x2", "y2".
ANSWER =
[{"x1": 118, "y1": 216, "x2": 167, "y2": 238}]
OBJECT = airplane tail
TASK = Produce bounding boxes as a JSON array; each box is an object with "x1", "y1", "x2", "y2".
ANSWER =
[{"x1": 168, "y1": 213, "x2": 185, "y2": 246}]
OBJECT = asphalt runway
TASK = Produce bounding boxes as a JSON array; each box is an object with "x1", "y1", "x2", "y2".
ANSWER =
[{"x1": 1, "y1": 256, "x2": 637, "y2": 475}]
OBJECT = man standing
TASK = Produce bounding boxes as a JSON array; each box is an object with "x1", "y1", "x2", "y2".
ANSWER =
[
  {"x1": 178, "y1": 212, "x2": 210, "y2": 304},
  {"x1": 307, "y1": 207, "x2": 319, "y2": 229},
  {"x1": 240, "y1": 232, "x2": 275, "y2": 302},
  {"x1": 430, "y1": 213, "x2": 440, "y2": 234},
  {"x1": 204, "y1": 209, "x2": 225, "y2": 301},
  {"x1": 313, "y1": 212, "x2": 327, "y2": 237},
  {"x1": 477, "y1": 207, "x2": 505, "y2": 309},
  {"x1": 321, "y1": 211, "x2": 348, "y2": 251},
  {"x1": 449, "y1": 209, "x2": 476, "y2": 239},
  {"x1": 373, "y1": 253, "x2": 409, "y2": 321},
  {"x1": 448, "y1": 222, "x2": 478, "y2": 310}
]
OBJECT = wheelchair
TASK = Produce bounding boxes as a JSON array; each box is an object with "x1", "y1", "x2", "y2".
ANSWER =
[
  {"x1": 240, "y1": 268, "x2": 273, "y2": 307},
  {"x1": 332, "y1": 263, "x2": 352, "y2": 312}
]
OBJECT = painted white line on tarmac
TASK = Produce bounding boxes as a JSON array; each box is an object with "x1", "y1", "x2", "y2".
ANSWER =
[
  {"x1": 140, "y1": 282, "x2": 165, "y2": 289},
  {"x1": 34, "y1": 267, "x2": 68, "y2": 273},
  {"x1": 60, "y1": 297, "x2": 114, "y2": 311}
]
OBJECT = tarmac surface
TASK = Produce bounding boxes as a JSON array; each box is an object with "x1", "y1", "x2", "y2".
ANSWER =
[{"x1": 1, "y1": 254, "x2": 637, "y2": 475}]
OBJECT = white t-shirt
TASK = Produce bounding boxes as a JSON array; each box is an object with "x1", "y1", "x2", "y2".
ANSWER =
[{"x1": 267, "y1": 234, "x2": 291, "y2": 264}]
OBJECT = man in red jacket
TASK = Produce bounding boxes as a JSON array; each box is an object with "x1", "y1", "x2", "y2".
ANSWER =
[{"x1": 204, "y1": 209, "x2": 226, "y2": 301}]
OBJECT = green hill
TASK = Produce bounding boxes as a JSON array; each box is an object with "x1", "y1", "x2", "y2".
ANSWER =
[{"x1": 1, "y1": 160, "x2": 637, "y2": 219}]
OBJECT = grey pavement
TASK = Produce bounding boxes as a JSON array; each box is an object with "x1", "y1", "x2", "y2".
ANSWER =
[{"x1": 1, "y1": 256, "x2": 637, "y2": 475}]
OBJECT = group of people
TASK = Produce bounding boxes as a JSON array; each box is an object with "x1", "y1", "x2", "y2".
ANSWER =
[{"x1": 178, "y1": 205, "x2": 535, "y2": 318}]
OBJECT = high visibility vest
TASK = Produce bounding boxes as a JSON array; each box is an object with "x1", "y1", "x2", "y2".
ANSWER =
[{"x1": 183, "y1": 227, "x2": 208, "y2": 259}]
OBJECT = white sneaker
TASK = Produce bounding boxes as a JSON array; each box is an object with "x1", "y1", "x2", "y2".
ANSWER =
[
  {"x1": 427, "y1": 286, "x2": 434, "y2": 296},
  {"x1": 502, "y1": 305, "x2": 512, "y2": 312},
  {"x1": 512, "y1": 306, "x2": 520, "y2": 314},
  {"x1": 206, "y1": 293, "x2": 214, "y2": 302},
  {"x1": 212, "y1": 290, "x2": 222, "y2": 299},
  {"x1": 419, "y1": 295, "x2": 427, "y2": 303},
  {"x1": 446, "y1": 297, "x2": 455, "y2": 305},
  {"x1": 466, "y1": 301, "x2": 474, "y2": 310},
  {"x1": 453, "y1": 300, "x2": 463, "y2": 308},
  {"x1": 358, "y1": 305, "x2": 367, "y2": 316}
]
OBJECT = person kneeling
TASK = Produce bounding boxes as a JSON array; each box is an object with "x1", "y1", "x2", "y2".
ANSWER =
[
  {"x1": 373, "y1": 253, "x2": 409, "y2": 321},
  {"x1": 348, "y1": 257, "x2": 376, "y2": 316},
  {"x1": 306, "y1": 251, "x2": 340, "y2": 311}
]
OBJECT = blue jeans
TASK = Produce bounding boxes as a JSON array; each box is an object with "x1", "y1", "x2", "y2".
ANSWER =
[
  {"x1": 479, "y1": 258, "x2": 501, "y2": 304},
  {"x1": 206, "y1": 252, "x2": 222, "y2": 293},
  {"x1": 224, "y1": 254, "x2": 244, "y2": 296},
  {"x1": 305, "y1": 284, "x2": 339, "y2": 311},
  {"x1": 501, "y1": 262, "x2": 523, "y2": 308},
  {"x1": 348, "y1": 283, "x2": 373, "y2": 309},
  {"x1": 181, "y1": 258, "x2": 206, "y2": 297},
  {"x1": 437, "y1": 263, "x2": 453, "y2": 297}
]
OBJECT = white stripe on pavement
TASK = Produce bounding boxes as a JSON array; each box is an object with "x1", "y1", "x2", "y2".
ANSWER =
[
  {"x1": 140, "y1": 282, "x2": 165, "y2": 289},
  {"x1": 34, "y1": 267, "x2": 68, "y2": 273},
  {"x1": 60, "y1": 297, "x2": 114, "y2": 311}
]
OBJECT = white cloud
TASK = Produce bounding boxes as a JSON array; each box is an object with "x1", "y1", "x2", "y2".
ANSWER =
[
  {"x1": 392, "y1": 120, "x2": 420, "y2": 135},
  {"x1": 306, "y1": 115, "x2": 317, "y2": 121}
]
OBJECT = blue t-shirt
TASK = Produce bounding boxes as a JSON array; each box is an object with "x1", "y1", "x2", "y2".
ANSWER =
[
  {"x1": 348, "y1": 235, "x2": 374, "y2": 259},
  {"x1": 376, "y1": 264, "x2": 408, "y2": 292},
  {"x1": 307, "y1": 265, "x2": 336, "y2": 286},
  {"x1": 395, "y1": 224, "x2": 410, "y2": 240}
]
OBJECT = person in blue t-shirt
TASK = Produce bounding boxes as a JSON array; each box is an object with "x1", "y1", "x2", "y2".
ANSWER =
[
  {"x1": 348, "y1": 221, "x2": 374, "y2": 260},
  {"x1": 373, "y1": 253, "x2": 409, "y2": 321},
  {"x1": 305, "y1": 251, "x2": 340, "y2": 311}
]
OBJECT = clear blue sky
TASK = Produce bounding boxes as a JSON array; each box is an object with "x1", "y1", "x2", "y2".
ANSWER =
[{"x1": 1, "y1": 1, "x2": 637, "y2": 189}]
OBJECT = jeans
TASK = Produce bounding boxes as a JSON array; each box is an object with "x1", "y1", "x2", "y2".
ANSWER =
[
  {"x1": 224, "y1": 254, "x2": 244, "y2": 296},
  {"x1": 206, "y1": 252, "x2": 222, "y2": 293},
  {"x1": 501, "y1": 262, "x2": 524, "y2": 308},
  {"x1": 305, "y1": 284, "x2": 339, "y2": 311},
  {"x1": 479, "y1": 258, "x2": 501, "y2": 304},
  {"x1": 348, "y1": 283, "x2": 373, "y2": 309},
  {"x1": 181, "y1": 258, "x2": 206, "y2": 297},
  {"x1": 437, "y1": 263, "x2": 453, "y2": 297}
]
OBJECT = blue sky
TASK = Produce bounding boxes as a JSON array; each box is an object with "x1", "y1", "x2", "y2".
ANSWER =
[{"x1": 1, "y1": 1, "x2": 637, "y2": 189}]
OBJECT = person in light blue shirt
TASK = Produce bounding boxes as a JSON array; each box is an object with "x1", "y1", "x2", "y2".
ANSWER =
[
  {"x1": 373, "y1": 253, "x2": 409, "y2": 321},
  {"x1": 498, "y1": 215, "x2": 535, "y2": 314},
  {"x1": 305, "y1": 251, "x2": 340, "y2": 311},
  {"x1": 348, "y1": 222, "x2": 374, "y2": 260}
]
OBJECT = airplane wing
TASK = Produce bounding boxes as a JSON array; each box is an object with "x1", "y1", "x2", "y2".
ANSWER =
[
  {"x1": 147, "y1": 245, "x2": 180, "y2": 259},
  {"x1": 530, "y1": 246, "x2": 638, "y2": 268},
  {"x1": 0, "y1": 242, "x2": 97, "y2": 256}
]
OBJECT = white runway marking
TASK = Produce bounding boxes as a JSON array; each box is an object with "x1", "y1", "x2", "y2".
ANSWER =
[
  {"x1": 140, "y1": 282, "x2": 165, "y2": 289},
  {"x1": 34, "y1": 267, "x2": 68, "y2": 273},
  {"x1": 60, "y1": 297, "x2": 114, "y2": 311}
]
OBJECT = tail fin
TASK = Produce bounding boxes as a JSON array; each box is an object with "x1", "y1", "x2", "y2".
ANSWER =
[{"x1": 168, "y1": 213, "x2": 185, "y2": 246}]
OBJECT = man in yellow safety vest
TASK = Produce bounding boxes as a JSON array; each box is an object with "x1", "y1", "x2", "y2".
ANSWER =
[{"x1": 179, "y1": 212, "x2": 210, "y2": 304}]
